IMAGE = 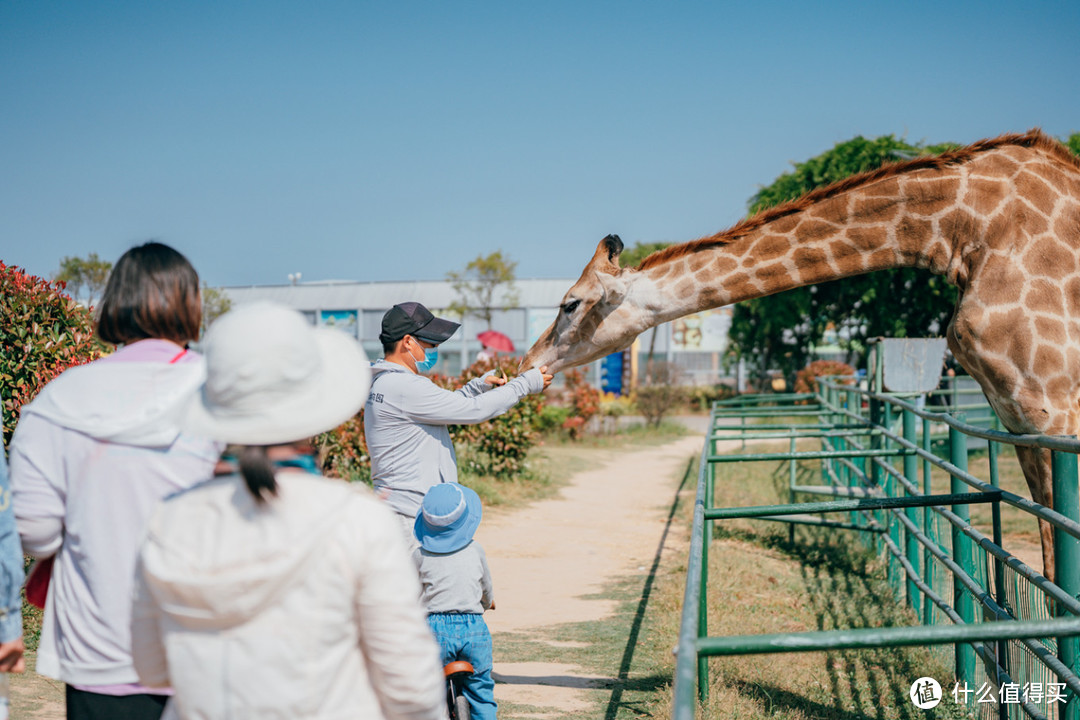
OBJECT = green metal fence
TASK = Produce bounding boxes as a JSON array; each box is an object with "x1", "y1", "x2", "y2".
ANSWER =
[{"x1": 673, "y1": 381, "x2": 1080, "y2": 720}]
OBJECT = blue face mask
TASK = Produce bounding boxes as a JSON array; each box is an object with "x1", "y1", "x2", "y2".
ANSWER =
[{"x1": 412, "y1": 345, "x2": 439, "y2": 373}]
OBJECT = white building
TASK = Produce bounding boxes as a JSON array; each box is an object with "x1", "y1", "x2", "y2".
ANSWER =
[{"x1": 221, "y1": 278, "x2": 734, "y2": 387}]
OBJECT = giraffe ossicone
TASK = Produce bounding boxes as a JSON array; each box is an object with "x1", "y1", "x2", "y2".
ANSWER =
[{"x1": 522, "y1": 128, "x2": 1080, "y2": 582}]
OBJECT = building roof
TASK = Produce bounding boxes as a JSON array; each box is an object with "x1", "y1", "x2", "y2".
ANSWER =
[{"x1": 221, "y1": 277, "x2": 577, "y2": 311}]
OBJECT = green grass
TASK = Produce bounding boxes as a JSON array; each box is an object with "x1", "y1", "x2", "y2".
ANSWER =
[{"x1": 545, "y1": 418, "x2": 689, "y2": 449}]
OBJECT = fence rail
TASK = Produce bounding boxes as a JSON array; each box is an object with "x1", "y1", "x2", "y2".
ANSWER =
[{"x1": 673, "y1": 379, "x2": 1080, "y2": 720}]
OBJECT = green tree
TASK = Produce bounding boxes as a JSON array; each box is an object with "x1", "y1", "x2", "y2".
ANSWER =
[
  {"x1": 446, "y1": 251, "x2": 520, "y2": 329},
  {"x1": 53, "y1": 253, "x2": 112, "y2": 307},
  {"x1": 620, "y1": 241, "x2": 671, "y2": 268},
  {"x1": 729, "y1": 135, "x2": 960, "y2": 383},
  {"x1": 1068, "y1": 132, "x2": 1080, "y2": 158},
  {"x1": 201, "y1": 284, "x2": 232, "y2": 334}
]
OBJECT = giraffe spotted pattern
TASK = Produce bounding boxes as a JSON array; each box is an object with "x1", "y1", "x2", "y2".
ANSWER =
[{"x1": 523, "y1": 129, "x2": 1080, "y2": 581}]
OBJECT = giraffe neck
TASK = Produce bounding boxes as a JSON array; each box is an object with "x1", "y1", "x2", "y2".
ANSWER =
[{"x1": 631, "y1": 162, "x2": 971, "y2": 324}]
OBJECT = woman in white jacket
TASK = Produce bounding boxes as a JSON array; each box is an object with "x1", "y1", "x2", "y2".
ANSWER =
[
  {"x1": 10, "y1": 242, "x2": 220, "y2": 720},
  {"x1": 131, "y1": 302, "x2": 445, "y2": 720}
]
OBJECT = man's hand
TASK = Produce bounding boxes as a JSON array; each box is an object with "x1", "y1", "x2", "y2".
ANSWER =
[
  {"x1": 0, "y1": 638, "x2": 26, "y2": 673},
  {"x1": 483, "y1": 368, "x2": 508, "y2": 387},
  {"x1": 488, "y1": 366, "x2": 553, "y2": 391}
]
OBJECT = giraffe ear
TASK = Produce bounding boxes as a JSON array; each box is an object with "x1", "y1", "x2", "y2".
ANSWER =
[
  {"x1": 596, "y1": 270, "x2": 627, "y2": 304},
  {"x1": 588, "y1": 234, "x2": 623, "y2": 275}
]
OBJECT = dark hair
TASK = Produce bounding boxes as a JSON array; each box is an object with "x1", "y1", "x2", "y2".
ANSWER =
[
  {"x1": 382, "y1": 337, "x2": 401, "y2": 355},
  {"x1": 96, "y1": 242, "x2": 202, "y2": 346},
  {"x1": 237, "y1": 446, "x2": 279, "y2": 504}
]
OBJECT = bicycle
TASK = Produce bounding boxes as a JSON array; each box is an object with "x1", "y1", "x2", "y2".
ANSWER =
[{"x1": 444, "y1": 660, "x2": 473, "y2": 720}]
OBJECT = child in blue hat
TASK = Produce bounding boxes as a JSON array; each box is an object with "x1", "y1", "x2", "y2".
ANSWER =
[{"x1": 413, "y1": 482, "x2": 496, "y2": 720}]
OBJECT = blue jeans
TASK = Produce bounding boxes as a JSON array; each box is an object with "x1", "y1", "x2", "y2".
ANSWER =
[{"x1": 427, "y1": 613, "x2": 496, "y2": 720}]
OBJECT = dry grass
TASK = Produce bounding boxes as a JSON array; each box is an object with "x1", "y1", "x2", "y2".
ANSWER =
[{"x1": 639, "y1": 454, "x2": 975, "y2": 720}]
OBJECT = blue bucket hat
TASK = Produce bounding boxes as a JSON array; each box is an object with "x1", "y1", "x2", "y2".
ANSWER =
[{"x1": 414, "y1": 483, "x2": 483, "y2": 554}]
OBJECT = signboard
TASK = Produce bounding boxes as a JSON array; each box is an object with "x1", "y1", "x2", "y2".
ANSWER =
[
  {"x1": 670, "y1": 308, "x2": 730, "y2": 353},
  {"x1": 880, "y1": 338, "x2": 948, "y2": 393},
  {"x1": 320, "y1": 309, "x2": 358, "y2": 337}
]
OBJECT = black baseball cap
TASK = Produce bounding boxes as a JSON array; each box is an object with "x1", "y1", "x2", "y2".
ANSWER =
[{"x1": 379, "y1": 302, "x2": 460, "y2": 345}]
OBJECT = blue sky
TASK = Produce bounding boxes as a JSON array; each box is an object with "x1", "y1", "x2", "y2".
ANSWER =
[{"x1": 2, "y1": 1, "x2": 1078, "y2": 288}]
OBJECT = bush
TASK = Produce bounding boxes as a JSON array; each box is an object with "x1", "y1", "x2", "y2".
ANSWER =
[
  {"x1": 316, "y1": 413, "x2": 370, "y2": 485},
  {"x1": 562, "y1": 368, "x2": 601, "y2": 438},
  {"x1": 1, "y1": 262, "x2": 106, "y2": 451},
  {"x1": 598, "y1": 392, "x2": 633, "y2": 434},
  {"x1": 794, "y1": 359, "x2": 856, "y2": 396},
  {"x1": 561, "y1": 415, "x2": 587, "y2": 440},
  {"x1": 535, "y1": 404, "x2": 573, "y2": 434},
  {"x1": 634, "y1": 361, "x2": 686, "y2": 428},
  {"x1": 449, "y1": 356, "x2": 544, "y2": 477},
  {"x1": 685, "y1": 383, "x2": 736, "y2": 412}
]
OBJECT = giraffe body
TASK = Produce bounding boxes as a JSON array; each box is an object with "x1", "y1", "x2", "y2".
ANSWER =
[{"x1": 522, "y1": 130, "x2": 1080, "y2": 580}]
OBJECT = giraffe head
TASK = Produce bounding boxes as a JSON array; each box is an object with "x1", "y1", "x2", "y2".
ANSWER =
[{"x1": 521, "y1": 234, "x2": 653, "y2": 374}]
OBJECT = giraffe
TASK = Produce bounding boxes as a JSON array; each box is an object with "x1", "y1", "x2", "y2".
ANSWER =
[{"x1": 522, "y1": 129, "x2": 1080, "y2": 582}]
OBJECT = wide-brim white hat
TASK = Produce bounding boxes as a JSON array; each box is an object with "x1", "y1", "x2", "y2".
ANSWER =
[{"x1": 184, "y1": 301, "x2": 371, "y2": 445}]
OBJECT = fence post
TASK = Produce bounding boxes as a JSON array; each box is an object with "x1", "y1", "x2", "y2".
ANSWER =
[
  {"x1": 949, "y1": 425, "x2": 976, "y2": 690},
  {"x1": 789, "y1": 436, "x2": 797, "y2": 545},
  {"x1": 870, "y1": 397, "x2": 884, "y2": 551},
  {"x1": 1052, "y1": 448, "x2": 1080, "y2": 720},
  {"x1": 902, "y1": 408, "x2": 921, "y2": 618},
  {"x1": 699, "y1": 457, "x2": 714, "y2": 704},
  {"x1": 822, "y1": 383, "x2": 833, "y2": 528},
  {"x1": 922, "y1": 417, "x2": 934, "y2": 626},
  {"x1": 882, "y1": 402, "x2": 899, "y2": 592},
  {"x1": 988, "y1": 438, "x2": 1008, "y2": 710},
  {"x1": 849, "y1": 387, "x2": 862, "y2": 531}
]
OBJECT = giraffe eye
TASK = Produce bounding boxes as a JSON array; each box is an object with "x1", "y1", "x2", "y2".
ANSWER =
[{"x1": 563, "y1": 299, "x2": 581, "y2": 314}]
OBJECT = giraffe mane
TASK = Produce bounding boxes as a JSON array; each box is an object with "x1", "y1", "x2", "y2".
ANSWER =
[{"x1": 636, "y1": 128, "x2": 1079, "y2": 272}]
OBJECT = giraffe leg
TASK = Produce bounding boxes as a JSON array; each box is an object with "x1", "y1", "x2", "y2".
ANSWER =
[{"x1": 1014, "y1": 446, "x2": 1055, "y2": 584}]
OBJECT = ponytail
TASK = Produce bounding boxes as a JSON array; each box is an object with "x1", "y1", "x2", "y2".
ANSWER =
[{"x1": 237, "y1": 445, "x2": 278, "y2": 504}]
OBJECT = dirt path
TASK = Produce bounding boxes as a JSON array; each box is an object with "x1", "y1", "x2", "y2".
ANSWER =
[{"x1": 478, "y1": 434, "x2": 703, "y2": 718}]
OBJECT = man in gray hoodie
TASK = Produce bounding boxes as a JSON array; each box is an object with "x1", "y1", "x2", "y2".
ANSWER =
[{"x1": 364, "y1": 302, "x2": 552, "y2": 547}]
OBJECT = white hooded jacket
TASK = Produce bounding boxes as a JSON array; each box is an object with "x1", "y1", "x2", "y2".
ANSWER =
[
  {"x1": 8, "y1": 341, "x2": 221, "y2": 685},
  {"x1": 132, "y1": 472, "x2": 444, "y2": 720}
]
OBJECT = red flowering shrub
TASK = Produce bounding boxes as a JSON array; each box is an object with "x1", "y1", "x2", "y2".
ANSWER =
[
  {"x1": 316, "y1": 413, "x2": 370, "y2": 484},
  {"x1": 1, "y1": 262, "x2": 106, "y2": 451},
  {"x1": 794, "y1": 359, "x2": 856, "y2": 396},
  {"x1": 563, "y1": 368, "x2": 601, "y2": 433},
  {"x1": 561, "y1": 415, "x2": 586, "y2": 440}
]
